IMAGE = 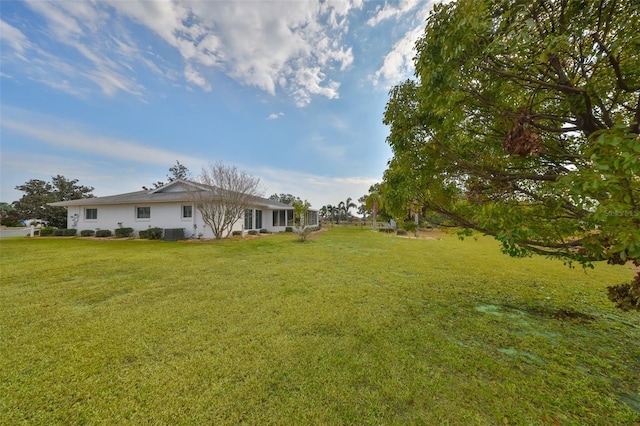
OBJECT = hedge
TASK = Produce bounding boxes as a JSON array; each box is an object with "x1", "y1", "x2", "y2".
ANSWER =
[
  {"x1": 115, "y1": 227, "x2": 134, "y2": 238},
  {"x1": 139, "y1": 227, "x2": 163, "y2": 240},
  {"x1": 95, "y1": 229, "x2": 112, "y2": 237},
  {"x1": 40, "y1": 228, "x2": 55, "y2": 236},
  {"x1": 80, "y1": 230, "x2": 95, "y2": 237}
]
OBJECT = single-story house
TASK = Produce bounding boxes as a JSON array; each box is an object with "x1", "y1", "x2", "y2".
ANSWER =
[{"x1": 49, "y1": 179, "x2": 318, "y2": 239}]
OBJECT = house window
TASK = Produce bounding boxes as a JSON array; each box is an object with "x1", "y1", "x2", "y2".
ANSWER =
[
  {"x1": 255, "y1": 210, "x2": 262, "y2": 229},
  {"x1": 306, "y1": 211, "x2": 318, "y2": 226},
  {"x1": 182, "y1": 205, "x2": 193, "y2": 219},
  {"x1": 136, "y1": 206, "x2": 151, "y2": 219},
  {"x1": 85, "y1": 208, "x2": 97, "y2": 220},
  {"x1": 244, "y1": 209, "x2": 253, "y2": 230},
  {"x1": 272, "y1": 209, "x2": 292, "y2": 227}
]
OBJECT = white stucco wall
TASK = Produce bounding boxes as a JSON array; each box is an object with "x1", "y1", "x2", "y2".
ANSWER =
[{"x1": 65, "y1": 203, "x2": 305, "y2": 238}]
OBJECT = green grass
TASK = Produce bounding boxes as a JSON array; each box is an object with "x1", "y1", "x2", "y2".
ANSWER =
[{"x1": 1, "y1": 227, "x2": 639, "y2": 425}]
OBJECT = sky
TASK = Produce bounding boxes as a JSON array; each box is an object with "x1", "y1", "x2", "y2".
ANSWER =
[{"x1": 1, "y1": 0, "x2": 439, "y2": 210}]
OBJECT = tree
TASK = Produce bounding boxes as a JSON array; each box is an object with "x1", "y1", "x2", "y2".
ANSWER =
[
  {"x1": 292, "y1": 199, "x2": 312, "y2": 242},
  {"x1": 269, "y1": 193, "x2": 301, "y2": 205},
  {"x1": 383, "y1": 0, "x2": 639, "y2": 309},
  {"x1": 325, "y1": 204, "x2": 339, "y2": 224},
  {"x1": 364, "y1": 184, "x2": 385, "y2": 230},
  {"x1": 143, "y1": 161, "x2": 190, "y2": 190},
  {"x1": 338, "y1": 197, "x2": 356, "y2": 223},
  {"x1": 0, "y1": 202, "x2": 20, "y2": 226},
  {"x1": 13, "y1": 175, "x2": 94, "y2": 228},
  {"x1": 190, "y1": 162, "x2": 262, "y2": 239}
]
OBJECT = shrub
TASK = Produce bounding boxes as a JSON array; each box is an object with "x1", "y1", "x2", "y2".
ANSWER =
[
  {"x1": 378, "y1": 228, "x2": 394, "y2": 233},
  {"x1": 259, "y1": 229, "x2": 269, "y2": 234},
  {"x1": 147, "y1": 227, "x2": 163, "y2": 240},
  {"x1": 80, "y1": 230, "x2": 95, "y2": 237},
  {"x1": 248, "y1": 230, "x2": 258, "y2": 235},
  {"x1": 232, "y1": 230, "x2": 242, "y2": 236},
  {"x1": 63, "y1": 229, "x2": 77, "y2": 236},
  {"x1": 139, "y1": 227, "x2": 163, "y2": 240},
  {"x1": 402, "y1": 220, "x2": 418, "y2": 233},
  {"x1": 40, "y1": 227, "x2": 55, "y2": 236},
  {"x1": 285, "y1": 227, "x2": 293, "y2": 233},
  {"x1": 115, "y1": 227, "x2": 134, "y2": 238},
  {"x1": 95, "y1": 229, "x2": 112, "y2": 238},
  {"x1": 397, "y1": 230, "x2": 408, "y2": 236}
]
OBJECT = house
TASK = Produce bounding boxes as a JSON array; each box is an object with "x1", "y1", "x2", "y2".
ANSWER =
[{"x1": 49, "y1": 179, "x2": 318, "y2": 238}]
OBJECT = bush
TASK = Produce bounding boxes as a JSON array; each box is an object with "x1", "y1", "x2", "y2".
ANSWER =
[
  {"x1": 402, "y1": 220, "x2": 418, "y2": 233},
  {"x1": 80, "y1": 230, "x2": 95, "y2": 237},
  {"x1": 95, "y1": 229, "x2": 112, "y2": 238},
  {"x1": 259, "y1": 229, "x2": 269, "y2": 234},
  {"x1": 40, "y1": 227, "x2": 55, "y2": 236},
  {"x1": 378, "y1": 228, "x2": 394, "y2": 233},
  {"x1": 248, "y1": 230, "x2": 258, "y2": 235},
  {"x1": 148, "y1": 227, "x2": 163, "y2": 240},
  {"x1": 285, "y1": 227, "x2": 293, "y2": 233},
  {"x1": 232, "y1": 230, "x2": 242, "y2": 236},
  {"x1": 139, "y1": 227, "x2": 163, "y2": 240},
  {"x1": 396, "y1": 230, "x2": 408, "y2": 236},
  {"x1": 115, "y1": 227, "x2": 134, "y2": 238},
  {"x1": 63, "y1": 229, "x2": 77, "y2": 236},
  {"x1": 52, "y1": 229, "x2": 65, "y2": 236}
]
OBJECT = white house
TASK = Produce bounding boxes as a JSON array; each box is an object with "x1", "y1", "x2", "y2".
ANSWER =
[{"x1": 49, "y1": 179, "x2": 318, "y2": 239}]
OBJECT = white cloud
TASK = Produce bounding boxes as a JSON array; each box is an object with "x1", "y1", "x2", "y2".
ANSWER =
[
  {"x1": 267, "y1": 112, "x2": 284, "y2": 120},
  {"x1": 371, "y1": 24, "x2": 423, "y2": 87},
  {"x1": 369, "y1": 1, "x2": 441, "y2": 88},
  {"x1": 367, "y1": 0, "x2": 422, "y2": 26},
  {"x1": 256, "y1": 166, "x2": 377, "y2": 210},
  {"x1": 0, "y1": 107, "x2": 200, "y2": 168},
  {"x1": 0, "y1": 20, "x2": 32, "y2": 55},
  {"x1": 7, "y1": 0, "x2": 364, "y2": 105}
]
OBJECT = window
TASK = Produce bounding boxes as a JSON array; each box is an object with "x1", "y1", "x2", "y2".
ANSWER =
[
  {"x1": 272, "y1": 209, "x2": 292, "y2": 227},
  {"x1": 244, "y1": 209, "x2": 253, "y2": 230},
  {"x1": 306, "y1": 211, "x2": 318, "y2": 226},
  {"x1": 136, "y1": 206, "x2": 151, "y2": 219},
  {"x1": 182, "y1": 205, "x2": 193, "y2": 219},
  {"x1": 85, "y1": 208, "x2": 97, "y2": 220},
  {"x1": 255, "y1": 210, "x2": 262, "y2": 229}
]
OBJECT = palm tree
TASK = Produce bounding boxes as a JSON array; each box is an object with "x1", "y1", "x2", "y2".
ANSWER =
[
  {"x1": 329, "y1": 205, "x2": 339, "y2": 224},
  {"x1": 338, "y1": 197, "x2": 356, "y2": 223},
  {"x1": 319, "y1": 205, "x2": 328, "y2": 223},
  {"x1": 365, "y1": 191, "x2": 383, "y2": 230}
]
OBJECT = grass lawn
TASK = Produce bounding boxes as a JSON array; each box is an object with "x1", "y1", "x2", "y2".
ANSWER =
[{"x1": 1, "y1": 227, "x2": 639, "y2": 425}]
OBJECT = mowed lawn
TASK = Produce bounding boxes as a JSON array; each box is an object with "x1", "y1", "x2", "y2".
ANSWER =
[{"x1": 1, "y1": 227, "x2": 639, "y2": 425}]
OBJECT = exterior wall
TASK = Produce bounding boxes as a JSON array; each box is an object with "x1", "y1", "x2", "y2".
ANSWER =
[{"x1": 66, "y1": 203, "x2": 301, "y2": 238}]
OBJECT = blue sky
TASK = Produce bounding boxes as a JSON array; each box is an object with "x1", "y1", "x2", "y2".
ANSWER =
[{"x1": 1, "y1": 0, "x2": 437, "y2": 209}]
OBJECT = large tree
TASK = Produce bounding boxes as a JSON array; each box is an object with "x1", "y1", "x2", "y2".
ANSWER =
[
  {"x1": 269, "y1": 193, "x2": 301, "y2": 205},
  {"x1": 190, "y1": 162, "x2": 262, "y2": 239},
  {"x1": 383, "y1": 0, "x2": 639, "y2": 309},
  {"x1": 143, "y1": 161, "x2": 190, "y2": 190},
  {"x1": 13, "y1": 175, "x2": 95, "y2": 228}
]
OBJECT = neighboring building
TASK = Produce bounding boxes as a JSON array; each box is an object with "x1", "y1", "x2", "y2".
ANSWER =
[{"x1": 49, "y1": 179, "x2": 318, "y2": 238}]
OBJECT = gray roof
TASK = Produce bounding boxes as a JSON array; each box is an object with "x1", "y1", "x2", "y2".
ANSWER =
[{"x1": 49, "y1": 179, "x2": 297, "y2": 210}]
